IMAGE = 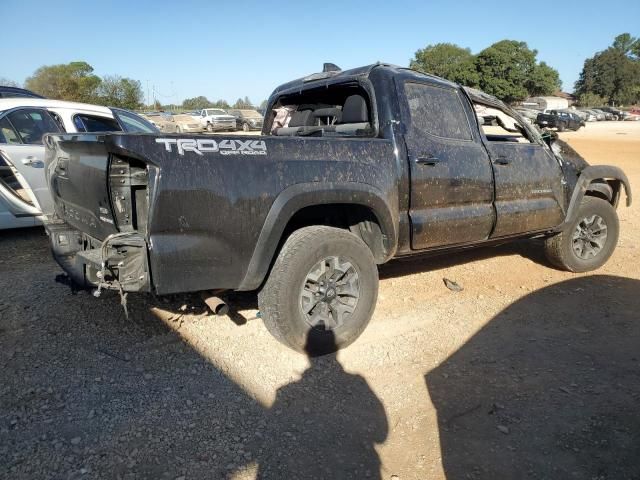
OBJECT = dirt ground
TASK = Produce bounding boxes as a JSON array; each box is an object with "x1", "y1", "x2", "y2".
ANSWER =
[{"x1": 1, "y1": 122, "x2": 639, "y2": 480}]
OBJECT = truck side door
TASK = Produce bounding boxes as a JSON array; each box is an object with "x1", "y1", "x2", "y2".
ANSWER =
[
  {"x1": 399, "y1": 81, "x2": 495, "y2": 250},
  {"x1": 476, "y1": 106, "x2": 565, "y2": 237}
]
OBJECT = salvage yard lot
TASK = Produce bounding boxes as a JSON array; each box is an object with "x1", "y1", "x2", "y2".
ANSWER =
[{"x1": 1, "y1": 122, "x2": 639, "y2": 479}]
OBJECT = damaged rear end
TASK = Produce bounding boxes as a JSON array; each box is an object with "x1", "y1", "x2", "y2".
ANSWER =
[{"x1": 44, "y1": 133, "x2": 151, "y2": 293}]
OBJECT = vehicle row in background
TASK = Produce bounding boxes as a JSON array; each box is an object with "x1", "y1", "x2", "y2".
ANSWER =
[
  {"x1": 139, "y1": 108, "x2": 265, "y2": 133},
  {"x1": 0, "y1": 98, "x2": 157, "y2": 230}
]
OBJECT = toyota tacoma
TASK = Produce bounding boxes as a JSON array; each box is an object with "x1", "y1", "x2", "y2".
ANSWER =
[{"x1": 42, "y1": 63, "x2": 632, "y2": 353}]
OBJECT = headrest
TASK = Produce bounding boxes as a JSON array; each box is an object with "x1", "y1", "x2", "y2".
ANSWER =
[
  {"x1": 288, "y1": 109, "x2": 314, "y2": 127},
  {"x1": 341, "y1": 95, "x2": 369, "y2": 123}
]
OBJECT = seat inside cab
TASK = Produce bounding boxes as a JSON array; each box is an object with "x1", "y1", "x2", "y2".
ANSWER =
[{"x1": 269, "y1": 83, "x2": 373, "y2": 137}]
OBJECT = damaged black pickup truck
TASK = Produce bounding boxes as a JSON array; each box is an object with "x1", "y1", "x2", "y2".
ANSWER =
[{"x1": 43, "y1": 63, "x2": 631, "y2": 353}]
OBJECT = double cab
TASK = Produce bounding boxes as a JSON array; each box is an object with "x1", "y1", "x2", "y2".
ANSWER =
[{"x1": 42, "y1": 63, "x2": 631, "y2": 353}]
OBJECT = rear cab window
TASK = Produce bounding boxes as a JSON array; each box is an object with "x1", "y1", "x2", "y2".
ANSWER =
[{"x1": 266, "y1": 81, "x2": 375, "y2": 138}]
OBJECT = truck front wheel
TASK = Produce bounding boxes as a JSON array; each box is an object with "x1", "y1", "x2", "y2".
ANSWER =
[
  {"x1": 258, "y1": 226, "x2": 378, "y2": 355},
  {"x1": 543, "y1": 197, "x2": 619, "y2": 272}
]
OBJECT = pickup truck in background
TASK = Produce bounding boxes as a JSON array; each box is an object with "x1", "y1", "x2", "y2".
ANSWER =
[
  {"x1": 198, "y1": 108, "x2": 237, "y2": 132},
  {"x1": 41, "y1": 63, "x2": 631, "y2": 354},
  {"x1": 535, "y1": 110, "x2": 585, "y2": 131}
]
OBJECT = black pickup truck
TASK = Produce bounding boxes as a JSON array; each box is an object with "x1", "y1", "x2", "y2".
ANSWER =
[
  {"x1": 42, "y1": 63, "x2": 631, "y2": 353},
  {"x1": 535, "y1": 110, "x2": 585, "y2": 131}
]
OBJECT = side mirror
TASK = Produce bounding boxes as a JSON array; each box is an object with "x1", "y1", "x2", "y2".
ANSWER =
[{"x1": 541, "y1": 130, "x2": 558, "y2": 147}]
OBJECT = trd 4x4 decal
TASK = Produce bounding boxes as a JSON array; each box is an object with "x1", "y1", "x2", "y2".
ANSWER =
[{"x1": 155, "y1": 138, "x2": 267, "y2": 156}]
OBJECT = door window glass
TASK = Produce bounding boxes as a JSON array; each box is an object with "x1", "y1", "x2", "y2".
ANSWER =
[
  {"x1": 111, "y1": 108, "x2": 158, "y2": 133},
  {"x1": 474, "y1": 104, "x2": 534, "y2": 144},
  {"x1": 0, "y1": 117, "x2": 21, "y2": 144},
  {"x1": 73, "y1": 114, "x2": 121, "y2": 132},
  {"x1": 403, "y1": 83, "x2": 472, "y2": 141},
  {"x1": 6, "y1": 109, "x2": 61, "y2": 144}
]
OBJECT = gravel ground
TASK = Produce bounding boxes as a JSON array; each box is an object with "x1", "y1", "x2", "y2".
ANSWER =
[{"x1": 1, "y1": 122, "x2": 639, "y2": 479}]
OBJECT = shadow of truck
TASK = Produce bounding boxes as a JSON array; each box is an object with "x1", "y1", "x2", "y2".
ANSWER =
[{"x1": 426, "y1": 275, "x2": 640, "y2": 479}]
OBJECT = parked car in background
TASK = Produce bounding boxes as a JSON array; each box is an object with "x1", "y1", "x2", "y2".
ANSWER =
[
  {"x1": 598, "y1": 106, "x2": 625, "y2": 120},
  {"x1": 577, "y1": 109, "x2": 598, "y2": 122},
  {"x1": 172, "y1": 113, "x2": 205, "y2": 133},
  {"x1": 228, "y1": 109, "x2": 264, "y2": 132},
  {"x1": 199, "y1": 108, "x2": 236, "y2": 132},
  {"x1": 535, "y1": 110, "x2": 584, "y2": 131},
  {"x1": 0, "y1": 99, "x2": 157, "y2": 229},
  {"x1": 140, "y1": 112, "x2": 178, "y2": 133},
  {"x1": 0, "y1": 86, "x2": 45, "y2": 99},
  {"x1": 591, "y1": 109, "x2": 614, "y2": 121}
]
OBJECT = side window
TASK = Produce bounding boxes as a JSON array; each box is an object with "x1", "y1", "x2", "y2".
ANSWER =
[
  {"x1": 111, "y1": 108, "x2": 158, "y2": 133},
  {"x1": 6, "y1": 109, "x2": 61, "y2": 145},
  {"x1": 73, "y1": 114, "x2": 121, "y2": 133},
  {"x1": 403, "y1": 82, "x2": 472, "y2": 141},
  {"x1": 48, "y1": 111, "x2": 66, "y2": 132},
  {"x1": 0, "y1": 117, "x2": 21, "y2": 144},
  {"x1": 474, "y1": 104, "x2": 534, "y2": 144}
]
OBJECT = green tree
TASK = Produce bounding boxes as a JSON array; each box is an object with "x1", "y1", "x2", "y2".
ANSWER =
[
  {"x1": 612, "y1": 33, "x2": 640, "y2": 59},
  {"x1": 0, "y1": 77, "x2": 19, "y2": 87},
  {"x1": 25, "y1": 61, "x2": 101, "y2": 102},
  {"x1": 96, "y1": 75, "x2": 143, "y2": 109},
  {"x1": 410, "y1": 43, "x2": 479, "y2": 86},
  {"x1": 475, "y1": 40, "x2": 541, "y2": 103},
  {"x1": 182, "y1": 96, "x2": 213, "y2": 110},
  {"x1": 576, "y1": 92, "x2": 607, "y2": 107},
  {"x1": 575, "y1": 34, "x2": 640, "y2": 105},
  {"x1": 212, "y1": 99, "x2": 231, "y2": 109},
  {"x1": 526, "y1": 61, "x2": 562, "y2": 97}
]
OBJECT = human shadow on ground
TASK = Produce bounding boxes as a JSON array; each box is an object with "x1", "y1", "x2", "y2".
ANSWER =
[
  {"x1": 426, "y1": 275, "x2": 640, "y2": 480},
  {"x1": 1, "y1": 228, "x2": 388, "y2": 479}
]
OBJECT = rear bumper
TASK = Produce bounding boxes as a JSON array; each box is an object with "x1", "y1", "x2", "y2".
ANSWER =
[{"x1": 46, "y1": 222, "x2": 151, "y2": 293}]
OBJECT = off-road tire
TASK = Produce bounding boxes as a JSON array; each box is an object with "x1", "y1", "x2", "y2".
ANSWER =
[
  {"x1": 544, "y1": 197, "x2": 619, "y2": 272},
  {"x1": 206, "y1": 123, "x2": 214, "y2": 132},
  {"x1": 258, "y1": 226, "x2": 378, "y2": 355},
  {"x1": 242, "y1": 123, "x2": 250, "y2": 132}
]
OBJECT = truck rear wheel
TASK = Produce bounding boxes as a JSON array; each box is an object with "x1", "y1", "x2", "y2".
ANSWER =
[
  {"x1": 543, "y1": 197, "x2": 619, "y2": 272},
  {"x1": 258, "y1": 226, "x2": 378, "y2": 355}
]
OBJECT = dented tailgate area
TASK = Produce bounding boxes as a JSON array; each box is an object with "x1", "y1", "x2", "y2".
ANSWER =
[{"x1": 45, "y1": 134, "x2": 152, "y2": 293}]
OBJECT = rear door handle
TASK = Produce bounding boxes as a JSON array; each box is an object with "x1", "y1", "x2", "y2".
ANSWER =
[
  {"x1": 414, "y1": 155, "x2": 441, "y2": 166},
  {"x1": 493, "y1": 156, "x2": 511, "y2": 166}
]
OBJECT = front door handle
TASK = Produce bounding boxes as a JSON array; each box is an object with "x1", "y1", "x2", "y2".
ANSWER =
[
  {"x1": 21, "y1": 156, "x2": 41, "y2": 167},
  {"x1": 493, "y1": 156, "x2": 511, "y2": 166},
  {"x1": 414, "y1": 155, "x2": 441, "y2": 166}
]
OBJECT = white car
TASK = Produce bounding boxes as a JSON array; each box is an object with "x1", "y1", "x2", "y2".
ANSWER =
[{"x1": 0, "y1": 98, "x2": 157, "y2": 230}]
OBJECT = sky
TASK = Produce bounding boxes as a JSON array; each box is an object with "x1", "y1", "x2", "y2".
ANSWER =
[{"x1": 3, "y1": 0, "x2": 639, "y2": 105}]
